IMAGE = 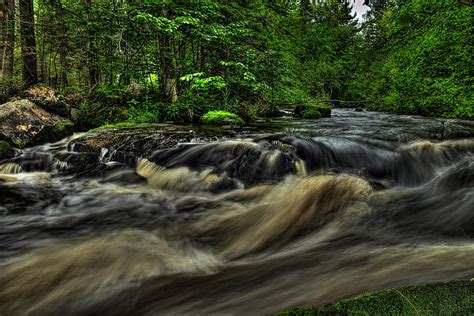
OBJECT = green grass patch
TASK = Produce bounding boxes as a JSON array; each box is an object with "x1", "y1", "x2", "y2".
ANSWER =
[{"x1": 276, "y1": 280, "x2": 474, "y2": 315}]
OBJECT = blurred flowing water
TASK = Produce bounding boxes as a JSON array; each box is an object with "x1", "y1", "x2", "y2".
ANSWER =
[{"x1": 1, "y1": 109, "x2": 473, "y2": 315}]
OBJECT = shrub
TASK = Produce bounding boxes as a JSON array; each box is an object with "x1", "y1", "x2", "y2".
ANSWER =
[
  {"x1": 0, "y1": 78, "x2": 22, "y2": 104},
  {"x1": 77, "y1": 101, "x2": 129, "y2": 130},
  {"x1": 126, "y1": 98, "x2": 161, "y2": 124}
]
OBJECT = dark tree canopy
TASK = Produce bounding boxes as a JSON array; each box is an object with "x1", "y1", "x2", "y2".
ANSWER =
[{"x1": 0, "y1": 0, "x2": 472, "y2": 124}]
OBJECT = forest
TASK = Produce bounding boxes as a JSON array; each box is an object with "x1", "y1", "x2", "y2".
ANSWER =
[
  {"x1": 1, "y1": 1, "x2": 474, "y2": 315},
  {"x1": 0, "y1": 0, "x2": 472, "y2": 129}
]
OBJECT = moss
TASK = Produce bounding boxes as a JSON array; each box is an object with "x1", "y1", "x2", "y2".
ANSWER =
[
  {"x1": 275, "y1": 280, "x2": 474, "y2": 315},
  {"x1": 87, "y1": 122, "x2": 163, "y2": 134},
  {"x1": 302, "y1": 109, "x2": 321, "y2": 119},
  {"x1": 0, "y1": 140, "x2": 13, "y2": 160},
  {"x1": 54, "y1": 120, "x2": 74, "y2": 134},
  {"x1": 294, "y1": 104, "x2": 331, "y2": 118},
  {"x1": 200, "y1": 110, "x2": 245, "y2": 126},
  {"x1": 13, "y1": 139, "x2": 26, "y2": 148},
  {"x1": 53, "y1": 120, "x2": 74, "y2": 139}
]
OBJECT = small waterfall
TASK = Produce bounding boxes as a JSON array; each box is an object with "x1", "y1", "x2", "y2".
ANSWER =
[
  {"x1": 136, "y1": 158, "x2": 242, "y2": 193},
  {"x1": 0, "y1": 163, "x2": 23, "y2": 174},
  {"x1": 191, "y1": 174, "x2": 372, "y2": 259},
  {"x1": 12, "y1": 138, "x2": 72, "y2": 173}
]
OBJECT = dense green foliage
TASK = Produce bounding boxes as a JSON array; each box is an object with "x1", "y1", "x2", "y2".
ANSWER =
[
  {"x1": 0, "y1": 0, "x2": 472, "y2": 126},
  {"x1": 350, "y1": 0, "x2": 473, "y2": 118},
  {"x1": 276, "y1": 280, "x2": 474, "y2": 315},
  {"x1": 1, "y1": 0, "x2": 359, "y2": 127}
]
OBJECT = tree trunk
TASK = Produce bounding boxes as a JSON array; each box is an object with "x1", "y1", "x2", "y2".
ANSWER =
[
  {"x1": 85, "y1": 0, "x2": 99, "y2": 88},
  {"x1": 0, "y1": 0, "x2": 15, "y2": 78},
  {"x1": 19, "y1": 0, "x2": 37, "y2": 87},
  {"x1": 0, "y1": 0, "x2": 6, "y2": 78},
  {"x1": 59, "y1": 5, "x2": 68, "y2": 88},
  {"x1": 158, "y1": 7, "x2": 178, "y2": 103},
  {"x1": 159, "y1": 35, "x2": 178, "y2": 103}
]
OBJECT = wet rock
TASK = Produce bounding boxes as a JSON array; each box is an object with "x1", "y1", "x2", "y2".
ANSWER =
[
  {"x1": 355, "y1": 107, "x2": 364, "y2": 112},
  {"x1": 150, "y1": 137, "x2": 298, "y2": 186},
  {"x1": 68, "y1": 124, "x2": 234, "y2": 171},
  {"x1": 100, "y1": 162, "x2": 147, "y2": 184},
  {"x1": 0, "y1": 99, "x2": 74, "y2": 148},
  {"x1": 73, "y1": 125, "x2": 192, "y2": 155},
  {"x1": 55, "y1": 151, "x2": 100, "y2": 176}
]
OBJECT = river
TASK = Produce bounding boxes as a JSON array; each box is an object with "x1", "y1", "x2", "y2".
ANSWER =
[{"x1": 1, "y1": 109, "x2": 473, "y2": 314}]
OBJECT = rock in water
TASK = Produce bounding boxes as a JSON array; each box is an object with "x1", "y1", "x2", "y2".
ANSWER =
[
  {"x1": 294, "y1": 103, "x2": 331, "y2": 118},
  {"x1": 0, "y1": 99, "x2": 74, "y2": 148}
]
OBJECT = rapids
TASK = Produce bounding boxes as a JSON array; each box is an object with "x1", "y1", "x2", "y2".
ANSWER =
[{"x1": 0, "y1": 109, "x2": 473, "y2": 315}]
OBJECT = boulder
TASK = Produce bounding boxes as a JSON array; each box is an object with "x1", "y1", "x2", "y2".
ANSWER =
[
  {"x1": 22, "y1": 85, "x2": 70, "y2": 118},
  {"x1": 301, "y1": 109, "x2": 322, "y2": 119},
  {"x1": 58, "y1": 124, "x2": 236, "y2": 177},
  {"x1": 294, "y1": 103, "x2": 331, "y2": 118},
  {"x1": 0, "y1": 99, "x2": 74, "y2": 148}
]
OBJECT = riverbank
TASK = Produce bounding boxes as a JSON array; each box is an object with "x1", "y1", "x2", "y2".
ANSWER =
[{"x1": 277, "y1": 280, "x2": 474, "y2": 315}]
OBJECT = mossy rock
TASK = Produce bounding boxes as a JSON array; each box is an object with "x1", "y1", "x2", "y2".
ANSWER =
[
  {"x1": 275, "y1": 280, "x2": 474, "y2": 315},
  {"x1": 22, "y1": 85, "x2": 71, "y2": 118},
  {"x1": 0, "y1": 99, "x2": 74, "y2": 147},
  {"x1": 54, "y1": 120, "x2": 75, "y2": 137},
  {"x1": 0, "y1": 140, "x2": 15, "y2": 160},
  {"x1": 294, "y1": 104, "x2": 331, "y2": 118},
  {"x1": 201, "y1": 110, "x2": 244, "y2": 126},
  {"x1": 301, "y1": 109, "x2": 321, "y2": 119}
]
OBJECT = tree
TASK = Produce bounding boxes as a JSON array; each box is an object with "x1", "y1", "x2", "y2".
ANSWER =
[
  {"x1": 19, "y1": 0, "x2": 37, "y2": 87},
  {"x1": 353, "y1": 0, "x2": 473, "y2": 118},
  {"x1": 0, "y1": 0, "x2": 15, "y2": 78}
]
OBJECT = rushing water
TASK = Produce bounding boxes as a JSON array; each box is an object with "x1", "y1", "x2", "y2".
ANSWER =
[{"x1": 1, "y1": 109, "x2": 473, "y2": 315}]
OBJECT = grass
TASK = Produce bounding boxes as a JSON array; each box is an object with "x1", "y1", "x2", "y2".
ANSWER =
[{"x1": 275, "y1": 280, "x2": 474, "y2": 315}]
